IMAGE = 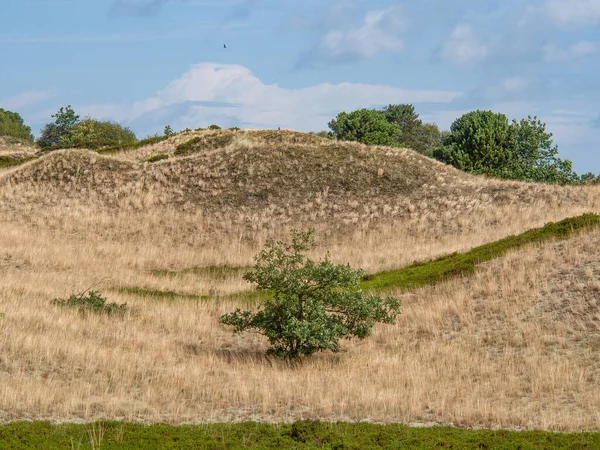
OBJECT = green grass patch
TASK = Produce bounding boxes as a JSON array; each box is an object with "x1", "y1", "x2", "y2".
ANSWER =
[
  {"x1": 114, "y1": 286, "x2": 263, "y2": 304},
  {"x1": 130, "y1": 214, "x2": 600, "y2": 304},
  {"x1": 96, "y1": 135, "x2": 169, "y2": 155},
  {"x1": 360, "y1": 212, "x2": 600, "y2": 292},
  {"x1": 145, "y1": 153, "x2": 169, "y2": 163},
  {"x1": 150, "y1": 264, "x2": 251, "y2": 279},
  {"x1": 0, "y1": 155, "x2": 36, "y2": 168},
  {"x1": 115, "y1": 286, "x2": 203, "y2": 301},
  {"x1": 1, "y1": 420, "x2": 599, "y2": 449}
]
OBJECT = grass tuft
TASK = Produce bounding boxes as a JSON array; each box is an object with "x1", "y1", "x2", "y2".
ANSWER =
[{"x1": 51, "y1": 290, "x2": 128, "y2": 316}]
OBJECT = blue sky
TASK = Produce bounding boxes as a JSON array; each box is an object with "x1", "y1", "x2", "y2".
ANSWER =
[{"x1": 1, "y1": 0, "x2": 600, "y2": 173}]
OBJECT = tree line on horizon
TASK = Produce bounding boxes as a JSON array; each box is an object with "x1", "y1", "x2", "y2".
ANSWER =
[{"x1": 0, "y1": 104, "x2": 598, "y2": 185}]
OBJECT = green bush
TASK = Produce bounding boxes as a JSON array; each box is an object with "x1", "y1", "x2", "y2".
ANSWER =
[
  {"x1": 71, "y1": 118, "x2": 137, "y2": 149},
  {"x1": 0, "y1": 109, "x2": 34, "y2": 143},
  {"x1": 435, "y1": 111, "x2": 581, "y2": 184},
  {"x1": 145, "y1": 153, "x2": 169, "y2": 163},
  {"x1": 0, "y1": 155, "x2": 36, "y2": 168},
  {"x1": 37, "y1": 105, "x2": 79, "y2": 149},
  {"x1": 207, "y1": 124, "x2": 221, "y2": 130},
  {"x1": 328, "y1": 104, "x2": 445, "y2": 155},
  {"x1": 51, "y1": 290, "x2": 127, "y2": 316},
  {"x1": 328, "y1": 109, "x2": 401, "y2": 146},
  {"x1": 219, "y1": 229, "x2": 401, "y2": 358}
]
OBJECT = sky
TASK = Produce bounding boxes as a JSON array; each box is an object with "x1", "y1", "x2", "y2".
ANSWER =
[{"x1": 1, "y1": 0, "x2": 600, "y2": 173}]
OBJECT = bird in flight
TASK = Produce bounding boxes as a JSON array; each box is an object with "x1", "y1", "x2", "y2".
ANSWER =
[{"x1": 223, "y1": 44, "x2": 227, "y2": 49}]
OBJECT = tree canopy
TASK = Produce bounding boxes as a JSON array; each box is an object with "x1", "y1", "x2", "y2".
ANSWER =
[
  {"x1": 434, "y1": 110, "x2": 580, "y2": 185},
  {"x1": 0, "y1": 108, "x2": 34, "y2": 143},
  {"x1": 328, "y1": 109, "x2": 401, "y2": 147},
  {"x1": 37, "y1": 105, "x2": 137, "y2": 150},
  {"x1": 219, "y1": 229, "x2": 402, "y2": 359},
  {"x1": 328, "y1": 104, "x2": 444, "y2": 156}
]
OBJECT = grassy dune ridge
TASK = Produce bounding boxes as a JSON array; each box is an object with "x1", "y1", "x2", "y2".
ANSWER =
[{"x1": 1, "y1": 129, "x2": 600, "y2": 433}]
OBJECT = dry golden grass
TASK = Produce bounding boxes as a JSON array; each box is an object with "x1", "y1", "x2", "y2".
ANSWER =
[
  {"x1": 0, "y1": 137, "x2": 37, "y2": 163},
  {"x1": 1, "y1": 130, "x2": 600, "y2": 430}
]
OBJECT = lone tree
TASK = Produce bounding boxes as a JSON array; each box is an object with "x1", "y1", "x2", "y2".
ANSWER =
[
  {"x1": 219, "y1": 229, "x2": 401, "y2": 359},
  {"x1": 37, "y1": 105, "x2": 80, "y2": 149}
]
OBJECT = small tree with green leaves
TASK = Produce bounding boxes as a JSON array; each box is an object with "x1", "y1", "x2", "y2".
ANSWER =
[
  {"x1": 37, "y1": 105, "x2": 80, "y2": 149},
  {"x1": 219, "y1": 229, "x2": 401, "y2": 359},
  {"x1": 164, "y1": 125, "x2": 175, "y2": 138}
]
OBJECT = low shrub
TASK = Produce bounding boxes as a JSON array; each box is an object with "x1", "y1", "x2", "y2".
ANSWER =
[
  {"x1": 71, "y1": 119, "x2": 137, "y2": 149},
  {"x1": 51, "y1": 290, "x2": 127, "y2": 316},
  {"x1": 207, "y1": 124, "x2": 221, "y2": 130},
  {"x1": 145, "y1": 153, "x2": 169, "y2": 163},
  {"x1": 174, "y1": 134, "x2": 234, "y2": 156},
  {"x1": 0, "y1": 155, "x2": 36, "y2": 168},
  {"x1": 96, "y1": 135, "x2": 168, "y2": 155}
]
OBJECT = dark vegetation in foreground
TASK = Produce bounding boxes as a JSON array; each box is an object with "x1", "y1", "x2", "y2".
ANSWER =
[{"x1": 1, "y1": 420, "x2": 599, "y2": 449}]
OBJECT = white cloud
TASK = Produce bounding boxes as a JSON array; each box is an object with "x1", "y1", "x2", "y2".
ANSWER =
[
  {"x1": 83, "y1": 62, "x2": 462, "y2": 133},
  {"x1": 0, "y1": 90, "x2": 56, "y2": 110},
  {"x1": 544, "y1": 0, "x2": 600, "y2": 25},
  {"x1": 299, "y1": 6, "x2": 404, "y2": 66},
  {"x1": 440, "y1": 26, "x2": 488, "y2": 64},
  {"x1": 501, "y1": 76, "x2": 529, "y2": 92},
  {"x1": 542, "y1": 40, "x2": 600, "y2": 61}
]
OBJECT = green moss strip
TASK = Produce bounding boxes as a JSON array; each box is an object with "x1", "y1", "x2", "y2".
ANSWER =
[
  {"x1": 360, "y1": 212, "x2": 600, "y2": 292},
  {"x1": 0, "y1": 155, "x2": 36, "y2": 168},
  {"x1": 114, "y1": 286, "x2": 263, "y2": 304},
  {"x1": 150, "y1": 264, "x2": 251, "y2": 278},
  {"x1": 115, "y1": 213, "x2": 600, "y2": 303},
  {"x1": 0, "y1": 420, "x2": 599, "y2": 449}
]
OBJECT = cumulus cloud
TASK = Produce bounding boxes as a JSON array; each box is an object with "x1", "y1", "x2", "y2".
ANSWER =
[
  {"x1": 542, "y1": 40, "x2": 600, "y2": 62},
  {"x1": 544, "y1": 0, "x2": 600, "y2": 25},
  {"x1": 0, "y1": 90, "x2": 56, "y2": 111},
  {"x1": 439, "y1": 26, "x2": 488, "y2": 64},
  {"x1": 297, "y1": 6, "x2": 404, "y2": 67},
  {"x1": 500, "y1": 76, "x2": 530, "y2": 92},
  {"x1": 82, "y1": 62, "x2": 461, "y2": 134}
]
